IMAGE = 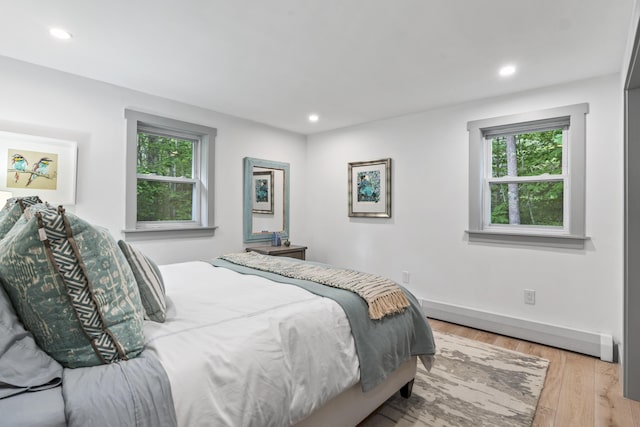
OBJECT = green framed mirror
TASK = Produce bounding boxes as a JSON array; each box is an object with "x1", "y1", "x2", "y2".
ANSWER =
[{"x1": 243, "y1": 157, "x2": 290, "y2": 243}]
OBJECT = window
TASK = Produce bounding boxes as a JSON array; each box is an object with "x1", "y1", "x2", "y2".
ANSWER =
[
  {"x1": 467, "y1": 103, "x2": 588, "y2": 248},
  {"x1": 124, "y1": 110, "x2": 216, "y2": 237},
  {"x1": 487, "y1": 125, "x2": 566, "y2": 228}
]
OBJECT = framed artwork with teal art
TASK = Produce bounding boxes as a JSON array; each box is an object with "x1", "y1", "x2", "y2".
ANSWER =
[
  {"x1": 348, "y1": 158, "x2": 391, "y2": 218},
  {"x1": 252, "y1": 169, "x2": 274, "y2": 214}
]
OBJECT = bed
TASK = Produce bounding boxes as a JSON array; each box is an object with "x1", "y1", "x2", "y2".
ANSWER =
[{"x1": 0, "y1": 200, "x2": 435, "y2": 427}]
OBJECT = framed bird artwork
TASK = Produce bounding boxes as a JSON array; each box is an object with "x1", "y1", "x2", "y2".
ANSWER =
[{"x1": 0, "y1": 130, "x2": 77, "y2": 205}]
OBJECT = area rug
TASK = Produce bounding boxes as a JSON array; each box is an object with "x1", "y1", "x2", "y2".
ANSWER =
[{"x1": 360, "y1": 331, "x2": 549, "y2": 427}]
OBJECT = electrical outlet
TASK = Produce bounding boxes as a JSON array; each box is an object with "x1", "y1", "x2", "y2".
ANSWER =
[
  {"x1": 402, "y1": 271, "x2": 410, "y2": 284},
  {"x1": 524, "y1": 289, "x2": 536, "y2": 305}
]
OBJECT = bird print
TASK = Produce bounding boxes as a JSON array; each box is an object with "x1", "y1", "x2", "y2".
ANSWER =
[
  {"x1": 26, "y1": 157, "x2": 53, "y2": 187},
  {"x1": 11, "y1": 154, "x2": 28, "y2": 183}
]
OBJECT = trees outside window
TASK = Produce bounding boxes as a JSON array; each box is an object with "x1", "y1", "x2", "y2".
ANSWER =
[
  {"x1": 488, "y1": 129, "x2": 564, "y2": 227},
  {"x1": 136, "y1": 131, "x2": 197, "y2": 223}
]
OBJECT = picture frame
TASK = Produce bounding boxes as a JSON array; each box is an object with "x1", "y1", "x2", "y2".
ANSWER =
[
  {"x1": 252, "y1": 170, "x2": 274, "y2": 214},
  {"x1": 0, "y1": 130, "x2": 78, "y2": 205},
  {"x1": 348, "y1": 158, "x2": 391, "y2": 218}
]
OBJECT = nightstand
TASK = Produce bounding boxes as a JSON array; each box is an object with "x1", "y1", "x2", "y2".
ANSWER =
[{"x1": 246, "y1": 244, "x2": 307, "y2": 260}]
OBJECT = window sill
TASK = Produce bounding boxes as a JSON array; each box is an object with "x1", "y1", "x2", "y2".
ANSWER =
[
  {"x1": 122, "y1": 226, "x2": 217, "y2": 240},
  {"x1": 466, "y1": 230, "x2": 589, "y2": 249}
]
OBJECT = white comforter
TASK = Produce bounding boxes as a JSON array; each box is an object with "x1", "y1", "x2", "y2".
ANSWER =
[{"x1": 143, "y1": 261, "x2": 360, "y2": 427}]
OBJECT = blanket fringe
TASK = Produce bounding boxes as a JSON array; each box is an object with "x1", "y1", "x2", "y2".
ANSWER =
[{"x1": 369, "y1": 291, "x2": 410, "y2": 320}]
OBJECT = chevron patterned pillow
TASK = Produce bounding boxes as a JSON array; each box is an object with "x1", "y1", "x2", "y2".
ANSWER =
[
  {"x1": 0, "y1": 204, "x2": 145, "y2": 368},
  {"x1": 118, "y1": 240, "x2": 166, "y2": 323}
]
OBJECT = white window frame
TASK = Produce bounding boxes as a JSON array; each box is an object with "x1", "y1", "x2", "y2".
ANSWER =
[
  {"x1": 483, "y1": 122, "x2": 568, "y2": 234},
  {"x1": 124, "y1": 110, "x2": 217, "y2": 238},
  {"x1": 467, "y1": 103, "x2": 589, "y2": 248},
  {"x1": 136, "y1": 126, "x2": 201, "y2": 227}
]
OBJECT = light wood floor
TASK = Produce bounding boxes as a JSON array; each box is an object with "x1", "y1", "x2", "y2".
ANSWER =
[{"x1": 429, "y1": 318, "x2": 640, "y2": 427}]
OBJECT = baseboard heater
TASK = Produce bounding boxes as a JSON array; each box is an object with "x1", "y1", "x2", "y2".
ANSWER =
[{"x1": 421, "y1": 298, "x2": 615, "y2": 362}]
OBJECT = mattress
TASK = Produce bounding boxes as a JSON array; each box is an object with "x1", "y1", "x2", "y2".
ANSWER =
[{"x1": 143, "y1": 261, "x2": 360, "y2": 427}]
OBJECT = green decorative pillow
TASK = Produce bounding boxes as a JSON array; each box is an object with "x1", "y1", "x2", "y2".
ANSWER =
[
  {"x1": 0, "y1": 196, "x2": 42, "y2": 240},
  {"x1": 0, "y1": 204, "x2": 145, "y2": 368},
  {"x1": 118, "y1": 240, "x2": 167, "y2": 323}
]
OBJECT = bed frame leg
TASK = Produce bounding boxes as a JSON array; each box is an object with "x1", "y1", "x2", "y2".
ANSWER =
[{"x1": 400, "y1": 379, "x2": 414, "y2": 398}]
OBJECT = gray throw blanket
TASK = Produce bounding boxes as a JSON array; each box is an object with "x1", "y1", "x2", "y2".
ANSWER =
[
  {"x1": 62, "y1": 350, "x2": 177, "y2": 427},
  {"x1": 211, "y1": 257, "x2": 436, "y2": 392},
  {"x1": 220, "y1": 252, "x2": 410, "y2": 319}
]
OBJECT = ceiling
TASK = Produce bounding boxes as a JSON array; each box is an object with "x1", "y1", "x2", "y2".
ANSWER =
[{"x1": 0, "y1": 1, "x2": 634, "y2": 134}]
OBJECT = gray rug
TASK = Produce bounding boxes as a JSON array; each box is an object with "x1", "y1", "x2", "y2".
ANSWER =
[{"x1": 360, "y1": 331, "x2": 549, "y2": 427}]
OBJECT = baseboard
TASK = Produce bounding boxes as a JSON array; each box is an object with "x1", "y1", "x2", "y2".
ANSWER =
[{"x1": 421, "y1": 298, "x2": 617, "y2": 362}]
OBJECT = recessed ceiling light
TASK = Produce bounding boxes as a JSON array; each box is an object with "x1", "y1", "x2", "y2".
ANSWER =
[
  {"x1": 308, "y1": 114, "x2": 319, "y2": 123},
  {"x1": 499, "y1": 65, "x2": 516, "y2": 77},
  {"x1": 49, "y1": 28, "x2": 72, "y2": 40}
]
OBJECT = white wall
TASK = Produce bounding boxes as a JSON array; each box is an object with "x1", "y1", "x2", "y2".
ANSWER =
[
  {"x1": 306, "y1": 74, "x2": 624, "y2": 344},
  {"x1": 0, "y1": 56, "x2": 307, "y2": 264}
]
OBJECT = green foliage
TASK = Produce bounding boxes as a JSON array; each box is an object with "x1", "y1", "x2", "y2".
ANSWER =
[
  {"x1": 136, "y1": 132, "x2": 195, "y2": 222},
  {"x1": 490, "y1": 182, "x2": 563, "y2": 226},
  {"x1": 492, "y1": 130, "x2": 562, "y2": 177},
  {"x1": 137, "y1": 181, "x2": 193, "y2": 222},
  {"x1": 137, "y1": 133, "x2": 193, "y2": 177},
  {"x1": 490, "y1": 130, "x2": 564, "y2": 226}
]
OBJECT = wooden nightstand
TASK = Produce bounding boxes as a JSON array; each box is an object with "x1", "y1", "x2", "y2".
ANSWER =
[{"x1": 246, "y1": 244, "x2": 307, "y2": 260}]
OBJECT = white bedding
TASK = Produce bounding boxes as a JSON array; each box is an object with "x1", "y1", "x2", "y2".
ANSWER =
[{"x1": 143, "y1": 261, "x2": 360, "y2": 427}]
